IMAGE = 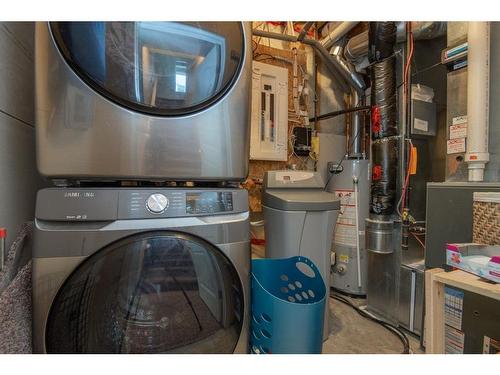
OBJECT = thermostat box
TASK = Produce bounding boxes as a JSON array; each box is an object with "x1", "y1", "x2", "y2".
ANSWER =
[{"x1": 411, "y1": 99, "x2": 437, "y2": 136}]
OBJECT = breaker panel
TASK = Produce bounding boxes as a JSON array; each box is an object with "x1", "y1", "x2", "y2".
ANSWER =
[{"x1": 250, "y1": 61, "x2": 288, "y2": 161}]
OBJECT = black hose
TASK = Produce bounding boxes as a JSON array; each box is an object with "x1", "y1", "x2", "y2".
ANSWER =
[
  {"x1": 308, "y1": 105, "x2": 371, "y2": 123},
  {"x1": 330, "y1": 291, "x2": 410, "y2": 354}
]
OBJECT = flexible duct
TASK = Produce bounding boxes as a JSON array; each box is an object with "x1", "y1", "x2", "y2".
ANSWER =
[
  {"x1": 370, "y1": 57, "x2": 398, "y2": 138},
  {"x1": 465, "y1": 22, "x2": 490, "y2": 182},
  {"x1": 369, "y1": 22, "x2": 397, "y2": 63},
  {"x1": 345, "y1": 22, "x2": 446, "y2": 64},
  {"x1": 368, "y1": 22, "x2": 398, "y2": 217},
  {"x1": 370, "y1": 137, "x2": 399, "y2": 215}
]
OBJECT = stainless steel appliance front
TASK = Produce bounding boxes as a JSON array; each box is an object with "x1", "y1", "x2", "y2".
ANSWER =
[
  {"x1": 35, "y1": 22, "x2": 251, "y2": 181},
  {"x1": 32, "y1": 187, "x2": 251, "y2": 353}
]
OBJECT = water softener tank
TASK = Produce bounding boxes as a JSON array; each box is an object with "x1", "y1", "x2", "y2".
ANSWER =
[{"x1": 262, "y1": 170, "x2": 340, "y2": 340}]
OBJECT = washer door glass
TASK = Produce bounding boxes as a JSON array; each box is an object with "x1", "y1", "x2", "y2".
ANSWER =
[
  {"x1": 50, "y1": 22, "x2": 245, "y2": 116},
  {"x1": 45, "y1": 231, "x2": 244, "y2": 353}
]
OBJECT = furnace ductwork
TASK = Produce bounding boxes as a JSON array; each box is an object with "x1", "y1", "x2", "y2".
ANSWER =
[
  {"x1": 345, "y1": 22, "x2": 446, "y2": 64},
  {"x1": 368, "y1": 22, "x2": 398, "y2": 217}
]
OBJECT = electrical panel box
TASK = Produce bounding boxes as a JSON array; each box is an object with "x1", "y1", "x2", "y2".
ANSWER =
[{"x1": 250, "y1": 61, "x2": 288, "y2": 161}]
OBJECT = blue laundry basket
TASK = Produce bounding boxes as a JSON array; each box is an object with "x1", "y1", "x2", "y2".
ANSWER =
[{"x1": 250, "y1": 256, "x2": 326, "y2": 354}]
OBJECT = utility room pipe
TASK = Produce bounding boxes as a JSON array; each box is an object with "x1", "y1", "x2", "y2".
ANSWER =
[
  {"x1": 252, "y1": 29, "x2": 366, "y2": 94},
  {"x1": 320, "y1": 22, "x2": 358, "y2": 50},
  {"x1": 465, "y1": 22, "x2": 490, "y2": 182},
  {"x1": 253, "y1": 28, "x2": 367, "y2": 158}
]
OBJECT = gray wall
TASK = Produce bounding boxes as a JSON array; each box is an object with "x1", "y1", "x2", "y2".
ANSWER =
[
  {"x1": 0, "y1": 22, "x2": 39, "y2": 251},
  {"x1": 486, "y1": 22, "x2": 500, "y2": 182}
]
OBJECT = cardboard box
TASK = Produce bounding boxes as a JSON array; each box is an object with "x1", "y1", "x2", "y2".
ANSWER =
[{"x1": 446, "y1": 243, "x2": 500, "y2": 283}]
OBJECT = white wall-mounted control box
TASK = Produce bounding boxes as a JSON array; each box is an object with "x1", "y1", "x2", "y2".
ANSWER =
[{"x1": 250, "y1": 61, "x2": 288, "y2": 161}]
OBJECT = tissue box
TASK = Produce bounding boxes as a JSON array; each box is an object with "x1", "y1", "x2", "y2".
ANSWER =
[{"x1": 446, "y1": 243, "x2": 500, "y2": 283}]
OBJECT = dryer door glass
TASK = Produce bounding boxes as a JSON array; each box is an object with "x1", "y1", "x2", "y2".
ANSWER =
[
  {"x1": 50, "y1": 22, "x2": 245, "y2": 116},
  {"x1": 45, "y1": 231, "x2": 244, "y2": 353}
]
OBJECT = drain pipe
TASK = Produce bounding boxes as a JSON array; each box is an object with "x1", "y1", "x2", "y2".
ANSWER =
[{"x1": 465, "y1": 22, "x2": 490, "y2": 182}]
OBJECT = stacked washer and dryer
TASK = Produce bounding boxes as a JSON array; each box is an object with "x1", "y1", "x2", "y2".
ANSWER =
[{"x1": 32, "y1": 22, "x2": 252, "y2": 353}]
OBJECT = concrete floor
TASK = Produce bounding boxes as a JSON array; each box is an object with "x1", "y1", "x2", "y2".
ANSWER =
[
  {"x1": 322, "y1": 296, "x2": 423, "y2": 354},
  {"x1": 251, "y1": 245, "x2": 423, "y2": 354}
]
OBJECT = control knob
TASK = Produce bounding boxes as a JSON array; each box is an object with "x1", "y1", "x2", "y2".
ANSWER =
[{"x1": 146, "y1": 193, "x2": 169, "y2": 214}]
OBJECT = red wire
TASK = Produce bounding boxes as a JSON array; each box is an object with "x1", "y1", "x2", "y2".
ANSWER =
[
  {"x1": 411, "y1": 232, "x2": 426, "y2": 250},
  {"x1": 403, "y1": 23, "x2": 415, "y2": 97},
  {"x1": 401, "y1": 23, "x2": 415, "y2": 214}
]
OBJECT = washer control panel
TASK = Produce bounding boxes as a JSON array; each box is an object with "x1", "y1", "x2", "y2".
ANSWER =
[
  {"x1": 186, "y1": 191, "x2": 233, "y2": 214},
  {"x1": 122, "y1": 190, "x2": 239, "y2": 218},
  {"x1": 146, "y1": 193, "x2": 169, "y2": 214},
  {"x1": 36, "y1": 188, "x2": 248, "y2": 221}
]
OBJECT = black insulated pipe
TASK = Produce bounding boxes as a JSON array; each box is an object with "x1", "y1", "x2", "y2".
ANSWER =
[
  {"x1": 371, "y1": 57, "x2": 398, "y2": 139},
  {"x1": 369, "y1": 22, "x2": 398, "y2": 216},
  {"x1": 369, "y1": 22, "x2": 397, "y2": 62},
  {"x1": 370, "y1": 137, "x2": 399, "y2": 215}
]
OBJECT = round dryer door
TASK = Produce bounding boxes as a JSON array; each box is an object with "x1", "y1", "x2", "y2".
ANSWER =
[
  {"x1": 45, "y1": 231, "x2": 244, "y2": 353},
  {"x1": 50, "y1": 22, "x2": 245, "y2": 116}
]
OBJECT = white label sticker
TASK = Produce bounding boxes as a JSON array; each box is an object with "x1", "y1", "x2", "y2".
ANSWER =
[
  {"x1": 450, "y1": 123, "x2": 467, "y2": 139},
  {"x1": 452, "y1": 115, "x2": 468, "y2": 126},
  {"x1": 414, "y1": 118, "x2": 429, "y2": 132},
  {"x1": 447, "y1": 138, "x2": 466, "y2": 154},
  {"x1": 333, "y1": 189, "x2": 357, "y2": 247}
]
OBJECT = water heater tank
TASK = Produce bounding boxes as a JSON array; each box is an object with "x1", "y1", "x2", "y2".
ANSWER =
[{"x1": 327, "y1": 159, "x2": 370, "y2": 296}]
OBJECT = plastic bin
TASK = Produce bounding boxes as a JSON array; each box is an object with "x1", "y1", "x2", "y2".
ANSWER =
[{"x1": 250, "y1": 256, "x2": 326, "y2": 354}]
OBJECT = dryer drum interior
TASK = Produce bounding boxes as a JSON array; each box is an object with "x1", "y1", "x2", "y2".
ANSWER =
[{"x1": 45, "y1": 231, "x2": 244, "y2": 354}]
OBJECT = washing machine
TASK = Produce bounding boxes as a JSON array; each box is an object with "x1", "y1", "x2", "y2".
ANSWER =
[
  {"x1": 35, "y1": 22, "x2": 251, "y2": 182},
  {"x1": 32, "y1": 187, "x2": 250, "y2": 353}
]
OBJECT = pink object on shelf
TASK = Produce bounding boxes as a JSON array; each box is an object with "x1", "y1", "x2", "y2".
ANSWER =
[{"x1": 490, "y1": 256, "x2": 500, "y2": 264}]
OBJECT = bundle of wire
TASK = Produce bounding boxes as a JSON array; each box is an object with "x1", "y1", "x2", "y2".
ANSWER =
[{"x1": 329, "y1": 291, "x2": 411, "y2": 354}]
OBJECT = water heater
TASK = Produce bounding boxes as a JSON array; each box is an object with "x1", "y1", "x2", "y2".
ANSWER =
[{"x1": 328, "y1": 159, "x2": 370, "y2": 296}]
